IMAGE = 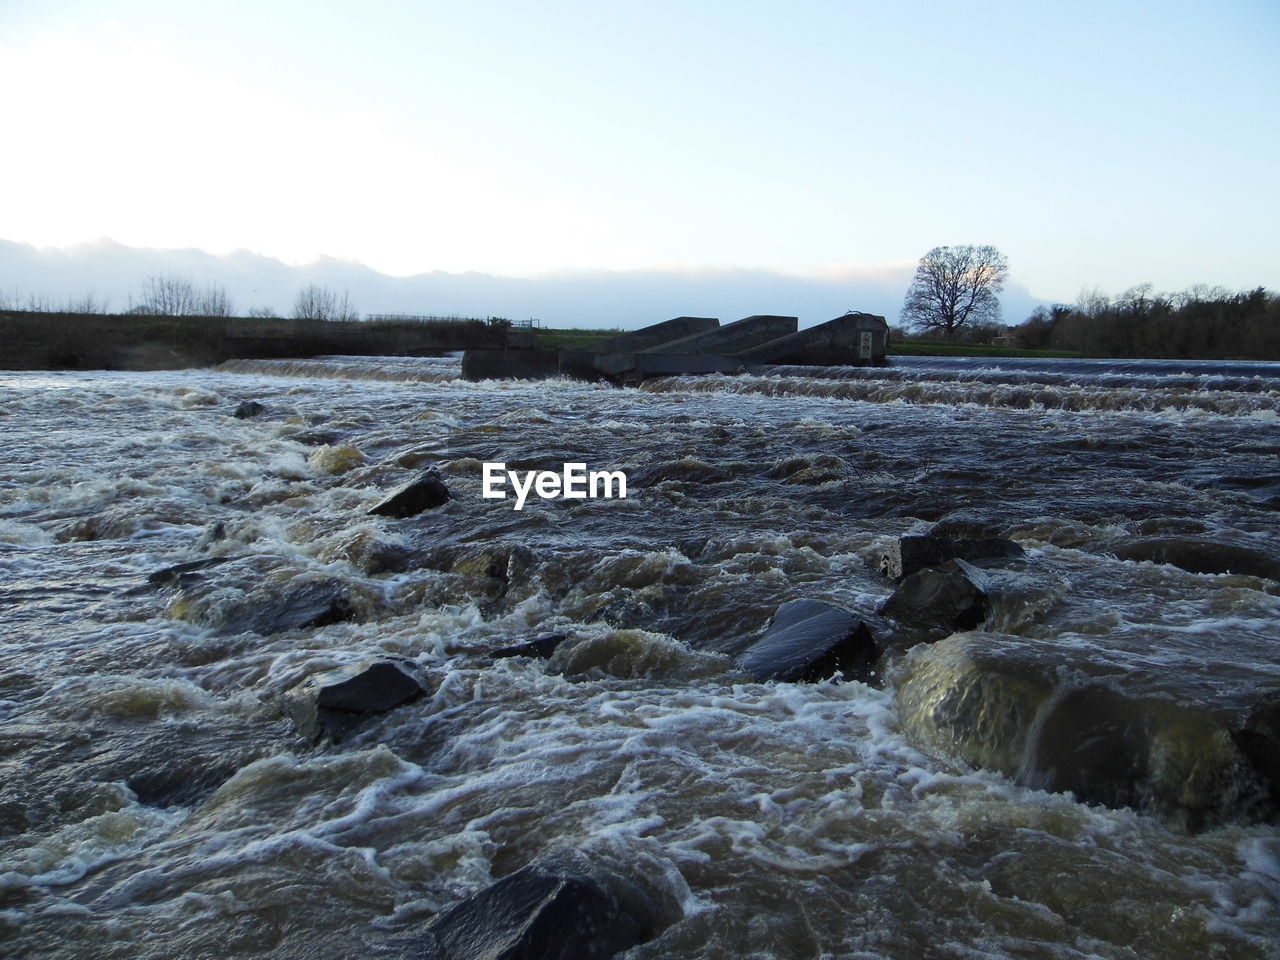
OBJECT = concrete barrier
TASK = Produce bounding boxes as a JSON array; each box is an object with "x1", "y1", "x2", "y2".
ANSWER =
[
  {"x1": 736, "y1": 312, "x2": 888, "y2": 365},
  {"x1": 584, "y1": 317, "x2": 719, "y2": 353},
  {"x1": 640, "y1": 315, "x2": 798, "y2": 355},
  {"x1": 461, "y1": 348, "x2": 562, "y2": 380}
]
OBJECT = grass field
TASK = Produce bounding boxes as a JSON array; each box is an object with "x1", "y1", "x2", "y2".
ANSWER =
[{"x1": 535, "y1": 328, "x2": 620, "y2": 351}]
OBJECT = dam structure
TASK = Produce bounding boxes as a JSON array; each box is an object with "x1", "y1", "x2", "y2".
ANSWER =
[{"x1": 461, "y1": 311, "x2": 890, "y2": 383}]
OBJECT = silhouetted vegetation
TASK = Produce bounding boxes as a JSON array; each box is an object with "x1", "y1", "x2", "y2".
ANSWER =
[
  {"x1": 134, "y1": 274, "x2": 235, "y2": 317},
  {"x1": 1012, "y1": 285, "x2": 1279, "y2": 360},
  {"x1": 292, "y1": 283, "x2": 357, "y2": 321},
  {"x1": 888, "y1": 341, "x2": 1083, "y2": 359},
  {"x1": 902, "y1": 245, "x2": 1009, "y2": 337},
  {"x1": 0, "y1": 311, "x2": 506, "y2": 371}
]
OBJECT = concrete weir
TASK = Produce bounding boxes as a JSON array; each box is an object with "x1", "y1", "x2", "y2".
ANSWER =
[
  {"x1": 736, "y1": 312, "x2": 888, "y2": 366},
  {"x1": 640, "y1": 314, "x2": 798, "y2": 355},
  {"x1": 461, "y1": 311, "x2": 888, "y2": 383}
]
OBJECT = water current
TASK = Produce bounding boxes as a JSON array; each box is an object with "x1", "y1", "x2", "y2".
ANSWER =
[{"x1": 2, "y1": 355, "x2": 1278, "y2": 958}]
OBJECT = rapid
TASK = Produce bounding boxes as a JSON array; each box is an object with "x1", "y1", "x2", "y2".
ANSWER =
[{"x1": 2, "y1": 355, "x2": 1278, "y2": 959}]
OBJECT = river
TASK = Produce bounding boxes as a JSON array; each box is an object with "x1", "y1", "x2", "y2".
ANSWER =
[{"x1": 2, "y1": 355, "x2": 1278, "y2": 958}]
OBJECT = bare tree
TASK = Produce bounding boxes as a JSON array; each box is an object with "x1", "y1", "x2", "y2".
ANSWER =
[
  {"x1": 137, "y1": 274, "x2": 198, "y2": 315},
  {"x1": 900, "y1": 245, "x2": 1009, "y2": 337},
  {"x1": 293, "y1": 284, "x2": 358, "y2": 321},
  {"x1": 135, "y1": 274, "x2": 233, "y2": 316},
  {"x1": 194, "y1": 283, "x2": 234, "y2": 317},
  {"x1": 65, "y1": 292, "x2": 110, "y2": 313}
]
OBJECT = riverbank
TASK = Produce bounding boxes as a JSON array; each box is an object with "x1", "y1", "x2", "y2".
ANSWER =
[{"x1": 0, "y1": 311, "x2": 506, "y2": 370}]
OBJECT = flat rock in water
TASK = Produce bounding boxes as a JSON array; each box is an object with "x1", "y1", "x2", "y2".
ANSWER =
[
  {"x1": 417, "y1": 856, "x2": 659, "y2": 960},
  {"x1": 738, "y1": 599, "x2": 879, "y2": 684},
  {"x1": 1109, "y1": 535, "x2": 1280, "y2": 581},
  {"x1": 880, "y1": 535, "x2": 1025, "y2": 582},
  {"x1": 288, "y1": 660, "x2": 428, "y2": 741},
  {"x1": 368, "y1": 469, "x2": 451, "y2": 518},
  {"x1": 879, "y1": 558, "x2": 990, "y2": 638}
]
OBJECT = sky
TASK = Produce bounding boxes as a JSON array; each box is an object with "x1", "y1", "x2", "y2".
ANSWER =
[{"x1": 1, "y1": 0, "x2": 1277, "y2": 324}]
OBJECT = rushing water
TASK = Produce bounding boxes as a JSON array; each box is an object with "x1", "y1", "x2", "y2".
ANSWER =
[{"x1": 1, "y1": 355, "x2": 1278, "y2": 959}]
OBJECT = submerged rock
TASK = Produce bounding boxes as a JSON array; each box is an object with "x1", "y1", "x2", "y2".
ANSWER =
[
  {"x1": 158, "y1": 555, "x2": 369, "y2": 635},
  {"x1": 225, "y1": 576, "x2": 360, "y2": 634},
  {"x1": 1109, "y1": 535, "x2": 1280, "y2": 581},
  {"x1": 308, "y1": 443, "x2": 366, "y2": 475},
  {"x1": 417, "y1": 854, "x2": 660, "y2": 960},
  {"x1": 142, "y1": 556, "x2": 235, "y2": 590},
  {"x1": 738, "y1": 598, "x2": 879, "y2": 684},
  {"x1": 232, "y1": 399, "x2": 265, "y2": 419},
  {"x1": 896, "y1": 632, "x2": 1278, "y2": 829},
  {"x1": 879, "y1": 535, "x2": 1025, "y2": 582},
  {"x1": 286, "y1": 660, "x2": 428, "y2": 741},
  {"x1": 368, "y1": 468, "x2": 452, "y2": 518}
]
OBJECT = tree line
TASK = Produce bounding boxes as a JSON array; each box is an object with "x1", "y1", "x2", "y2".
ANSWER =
[
  {"x1": 0, "y1": 274, "x2": 360, "y2": 322},
  {"x1": 1013, "y1": 284, "x2": 1279, "y2": 360},
  {"x1": 899, "y1": 245, "x2": 1277, "y2": 360}
]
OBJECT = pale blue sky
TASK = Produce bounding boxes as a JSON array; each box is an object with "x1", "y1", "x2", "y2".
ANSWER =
[{"x1": 1, "y1": 0, "x2": 1277, "y2": 310}]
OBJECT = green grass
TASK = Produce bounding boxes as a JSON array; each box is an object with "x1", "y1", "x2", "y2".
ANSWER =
[
  {"x1": 535, "y1": 327, "x2": 620, "y2": 351},
  {"x1": 888, "y1": 341, "x2": 1084, "y2": 359}
]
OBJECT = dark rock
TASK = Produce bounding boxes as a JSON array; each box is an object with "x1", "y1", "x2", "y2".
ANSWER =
[
  {"x1": 492, "y1": 634, "x2": 569, "y2": 660},
  {"x1": 1110, "y1": 535, "x2": 1280, "y2": 581},
  {"x1": 234, "y1": 577, "x2": 359, "y2": 634},
  {"x1": 1231, "y1": 691, "x2": 1280, "y2": 812},
  {"x1": 879, "y1": 558, "x2": 990, "y2": 637},
  {"x1": 897, "y1": 632, "x2": 1276, "y2": 829},
  {"x1": 738, "y1": 599, "x2": 879, "y2": 684},
  {"x1": 105, "y1": 720, "x2": 285, "y2": 808},
  {"x1": 368, "y1": 468, "x2": 452, "y2": 518},
  {"x1": 361, "y1": 540, "x2": 419, "y2": 575},
  {"x1": 879, "y1": 535, "x2": 1026, "y2": 582},
  {"x1": 287, "y1": 661, "x2": 428, "y2": 741},
  {"x1": 151, "y1": 555, "x2": 369, "y2": 634},
  {"x1": 144, "y1": 556, "x2": 235, "y2": 589},
  {"x1": 418, "y1": 855, "x2": 659, "y2": 960},
  {"x1": 315, "y1": 661, "x2": 425, "y2": 713},
  {"x1": 232, "y1": 400, "x2": 265, "y2": 419}
]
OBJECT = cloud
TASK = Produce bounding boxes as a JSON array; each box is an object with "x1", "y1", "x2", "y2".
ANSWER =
[{"x1": 0, "y1": 238, "x2": 1046, "y2": 328}]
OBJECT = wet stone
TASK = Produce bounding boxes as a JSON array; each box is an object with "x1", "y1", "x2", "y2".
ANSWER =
[
  {"x1": 1109, "y1": 535, "x2": 1280, "y2": 581},
  {"x1": 738, "y1": 598, "x2": 880, "y2": 684},
  {"x1": 416, "y1": 856, "x2": 659, "y2": 960},
  {"x1": 879, "y1": 558, "x2": 991, "y2": 640},
  {"x1": 492, "y1": 634, "x2": 569, "y2": 660},
  {"x1": 232, "y1": 399, "x2": 265, "y2": 419},
  {"x1": 879, "y1": 535, "x2": 1026, "y2": 582},
  {"x1": 897, "y1": 633, "x2": 1280, "y2": 830},
  {"x1": 143, "y1": 556, "x2": 235, "y2": 589},
  {"x1": 288, "y1": 660, "x2": 428, "y2": 741},
  {"x1": 226, "y1": 577, "x2": 359, "y2": 635},
  {"x1": 368, "y1": 468, "x2": 452, "y2": 518}
]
